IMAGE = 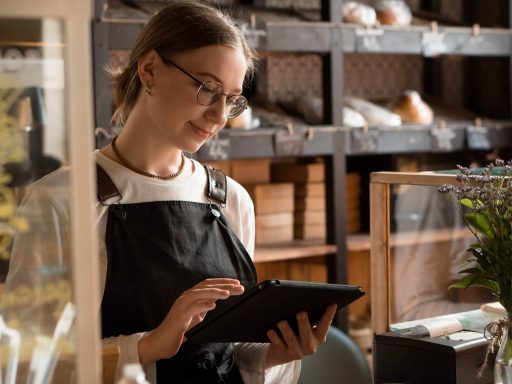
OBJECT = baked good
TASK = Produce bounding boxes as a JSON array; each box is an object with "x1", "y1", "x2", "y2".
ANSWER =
[
  {"x1": 391, "y1": 90, "x2": 434, "y2": 124},
  {"x1": 343, "y1": 106, "x2": 366, "y2": 128},
  {"x1": 343, "y1": 2, "x2": 377, "y2": 26},
  {"x1": 375, "y1": 0, "x2": 412, "y2": 26},
  {"x1": 226, "y1": 106, "x2": 253, "y2": 129},
  {"x1": 344, "y1": 96, "x2": 401, "y2": 127}
]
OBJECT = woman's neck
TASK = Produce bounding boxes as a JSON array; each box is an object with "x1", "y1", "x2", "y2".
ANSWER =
[{"x1": 101, "y1": 126, "x2": 190, "y2": 179}]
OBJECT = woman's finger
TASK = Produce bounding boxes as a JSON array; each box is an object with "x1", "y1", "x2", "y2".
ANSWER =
[
  {"x1": 267, "y1": 329, "x2": 285, "y2": 347},
  {"x1": 277, "y1": 321, "x2": 301, "y2": 352},
  {"x1": 180, "y1": 287, "x2": 231, "y2": 301},
  {"x1": 313, "y1": 304, "x2": 337, "y2": 339},
  {"x1": 296, "y1": 311, "x2": 314, "y2": 345},
  {"x1": 196, "y1": 278, "x2": 241, "y2": 287},
  {"x1": 199, "y1": 283, "x2": 245, "y2": 295}
]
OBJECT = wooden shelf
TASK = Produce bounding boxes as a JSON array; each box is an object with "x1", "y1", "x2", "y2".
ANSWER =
[
  {"x1": 347, "y1": 228, "x2": 473, "y2": 253},
  {"x1": 254, "y1": 240, "x2": 337, "y2": 263}
]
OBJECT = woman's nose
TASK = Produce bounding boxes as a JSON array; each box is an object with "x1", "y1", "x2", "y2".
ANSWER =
[{"x1": 205, "y1": 98, "x2": 229, "y2": 124}]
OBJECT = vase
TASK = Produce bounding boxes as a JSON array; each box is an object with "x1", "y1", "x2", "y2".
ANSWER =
[{"x1": 495, "y1": 315, "x2": 512, "y2": 384}]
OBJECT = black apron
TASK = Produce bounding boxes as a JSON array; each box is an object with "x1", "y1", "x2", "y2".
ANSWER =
[{"x1": 99, "y1": 165, "x2": 257, "y2": 383}]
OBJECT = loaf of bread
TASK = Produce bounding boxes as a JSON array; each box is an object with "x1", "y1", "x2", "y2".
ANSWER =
[
  {"x1": 375, "y1": 0, "x2": 412, "y2": 26},
  {"x1": 344, "y1": 96, "x2": 401, "y2": 127},
  {"x1": 343, "y1": 106, "x2": 366, "y2": 128},
  {"x1": 226, "y1": 106, "x2": 253, "y2": 129},
  {"x1": 343, "y1": 2, "x2": 377, "y2": 26},
  {"x1": 391, "y1": 90, "x2": 434, "y2": 124}
]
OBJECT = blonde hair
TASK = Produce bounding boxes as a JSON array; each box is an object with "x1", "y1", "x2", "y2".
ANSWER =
[{"x1": 110, "y1": 0, "x2": 257, "y2": 127}]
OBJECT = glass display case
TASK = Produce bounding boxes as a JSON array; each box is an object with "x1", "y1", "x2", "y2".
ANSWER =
[
  {"x1": 370, "y1": 170, "x2": 501, "y2": 334},
  {"x1": 370, "y1": 170, "x2": 501, "y2": 383},
  {"x1": 0, "y1": 1, "x2": 100, "y2": 383}
]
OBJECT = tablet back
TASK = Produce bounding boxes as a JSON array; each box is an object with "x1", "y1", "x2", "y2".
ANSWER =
[{"x1": 185, "y1": 279, "x2": 365, "y2": 343}]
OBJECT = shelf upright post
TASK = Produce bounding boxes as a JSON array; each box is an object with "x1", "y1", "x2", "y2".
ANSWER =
[
  {"x1": 325, "y1": 131, "x2": 348, "y2": 331},
  {"x1": 322, "y1": 0, "x2": 348, "y2": 330}
]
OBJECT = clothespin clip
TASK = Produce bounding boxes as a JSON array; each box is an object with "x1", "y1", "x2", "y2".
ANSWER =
[
  {"x1": 430, "y1": 21, "x2": 438, "y2": 33},
  {"x1": 306, "y1": 127, "x2": 314, "y2": 140},
  {"x1": 471, "y1": 23, "x2": 481, "y2": 38},
  {"x1": 287, "y1": 122, "x2": 294, "y2": 135}
]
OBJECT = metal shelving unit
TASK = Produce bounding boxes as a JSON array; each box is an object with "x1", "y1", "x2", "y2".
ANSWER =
[{"x1": 91, "y1": 0, "x2": 512, "y2": 332}]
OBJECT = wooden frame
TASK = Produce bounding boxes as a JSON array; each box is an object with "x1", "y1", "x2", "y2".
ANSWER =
[
  {"x1": 1, "y1": 2, "x2": 100, "y2": 383},
  {"x1": 370, "y1": 171, "x2": 464, "y2": 334}
]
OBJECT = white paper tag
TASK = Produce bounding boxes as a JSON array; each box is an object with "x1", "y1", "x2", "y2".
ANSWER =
[{"x1": 410, "y1": 318, "x2": 463, "y2": 338}]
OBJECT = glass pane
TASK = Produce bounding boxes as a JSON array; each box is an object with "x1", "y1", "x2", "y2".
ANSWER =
[
  {"x1": 0, "y1": 17, "x2": 76, "y2": 383},
  {"x1": 389, "y1": 184, "x2": 496, "y2": 327}
]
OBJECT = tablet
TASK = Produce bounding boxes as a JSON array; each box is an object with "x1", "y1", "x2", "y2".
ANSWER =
[{"x1": 184, "y1": 279, "x2": 365, "y2": 343}]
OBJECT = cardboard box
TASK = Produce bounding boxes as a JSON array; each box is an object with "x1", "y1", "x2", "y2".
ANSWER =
[
  {"x1": 231, "y1": 159, "x2": 271, "y2": 184},
  {"x1": 206, "y1": 161, "x2": 231, "y2": 177},
  {"x1": 294, "y1": 210, "x2": 325, "y2": 226},
  {"x1": 256, "y1": 212, "x2": 294, "y2": 245},
  {"x1": 271, "y1": 162, "x2": 324, "y2": 183},
  {"x1": 294, "y1": 182, "x2": 325, "y2": 198},
  {"x1": 295, "y1": 196, "x2": 325, "y2": 211},
  {"x1": 294, "y1": 222, "x2": 326, "y2": 240},
  {"x1": 246, "y1": 183, "x2": 294, "y2": 214}
]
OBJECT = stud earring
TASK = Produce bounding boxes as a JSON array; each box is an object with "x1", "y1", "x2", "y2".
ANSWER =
[{"x1": 145, "y1": 83, "x2": 152, "y2": 96}]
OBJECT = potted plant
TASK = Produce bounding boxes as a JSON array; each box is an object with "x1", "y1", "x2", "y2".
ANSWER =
[{"x1": 439, "y1": 158, "x2": 512, "y2": 383}]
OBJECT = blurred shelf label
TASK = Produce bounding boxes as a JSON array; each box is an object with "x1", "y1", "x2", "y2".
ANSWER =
[
  {"x1": 431, "y1": 126, "x2": 456, "y2": 151},
  {"x1": 355, "y1": 28, "x2": 383, "y2": 52},
  {"x1": 274, "y1": 130, "x2": 304, "y2": 156},
  {"x1": 206, "y1": 138, "x2": 230, "y2": 160},
  {"x1": 466, "y1": 125, "x2": 490, "y2": 150},
  {"x1": 351, "y1": 129, "x2": 378, "y2": 153}
]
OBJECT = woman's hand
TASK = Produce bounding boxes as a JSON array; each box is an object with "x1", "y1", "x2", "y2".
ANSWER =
[
  {"x1": 138, "y1": 278, "x2": 244, "y2": 364},
  {"x1": 265, "y1": 303, "x2": 337, "y2": 369}
]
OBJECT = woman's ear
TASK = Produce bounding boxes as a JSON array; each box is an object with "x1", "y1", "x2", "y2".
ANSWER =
[{"x1": 137, "y1": 49, "x2": 158, "y2": 87}]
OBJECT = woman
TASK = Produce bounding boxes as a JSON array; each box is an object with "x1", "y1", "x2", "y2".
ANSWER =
[{"x1": 6, "y1": 1, "x2": 336, "y2": 382}]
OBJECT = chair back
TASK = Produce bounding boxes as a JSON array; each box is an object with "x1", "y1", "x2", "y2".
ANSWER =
[{"x1": 298, "y1": 326, "x2": 371, "y2": 384}]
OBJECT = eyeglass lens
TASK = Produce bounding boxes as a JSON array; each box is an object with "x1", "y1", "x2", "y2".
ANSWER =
[{"x1": 197, "y1": 81, "x2": 247, "y2": 118}]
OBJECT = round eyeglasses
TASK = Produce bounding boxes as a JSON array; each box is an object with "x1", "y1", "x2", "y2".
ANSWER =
[{"x1": 160, "y1": 56, "x2": 248, "y2": 119}]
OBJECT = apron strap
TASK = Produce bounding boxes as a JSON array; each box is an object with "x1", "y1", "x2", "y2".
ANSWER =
[
  {"x1": 96, "y1": 162, "x2": 227, "y2": 206},
  {"x1": 96, "y1": 163, "x2": 122, "y2": 205},
  {"x1": 204, "y1": 164, "x2": 227, "y2": 206}
]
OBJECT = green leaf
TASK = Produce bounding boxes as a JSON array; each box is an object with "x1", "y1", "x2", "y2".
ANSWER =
[
  {"x1": 460, "y1": 198, "x2": 474, "y2": 209},
  {"x1": 449, "y1": 274, "x2": 499, "y2": 294},
  {"x1": 449, "y1": 274, "x2": 478, "y2": 289},
  {"x1": 464, "y1": 212, "x2": 494, "y2": 239}
]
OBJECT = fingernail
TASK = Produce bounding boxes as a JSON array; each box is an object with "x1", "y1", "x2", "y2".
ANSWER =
[{"x1": 297, "y1": 312, "x2": 307, "y2": 320}]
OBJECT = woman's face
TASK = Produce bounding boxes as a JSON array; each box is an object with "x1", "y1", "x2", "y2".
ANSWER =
[{"x1": 140, "y1": 45, "x2": 248, "y2": 153}]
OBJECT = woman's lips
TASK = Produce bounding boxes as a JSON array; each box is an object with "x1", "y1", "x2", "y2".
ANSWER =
[{"x1": 190, "y1": 122, "x2": 212, "y2": 139}]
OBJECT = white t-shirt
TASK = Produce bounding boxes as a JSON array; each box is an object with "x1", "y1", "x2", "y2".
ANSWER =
[{"x1": 6, "y1": 152, "x2": 300, "y2": 384}]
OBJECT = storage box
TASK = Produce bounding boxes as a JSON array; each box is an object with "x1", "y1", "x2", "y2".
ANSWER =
[
  {"x1": 294, "y1": 196, "x2": 325, "y2": 211},
  {"x1": 294, "y1": 182, "x2": 325, "y2": 198},
  {"x1": 206, "y1": 161, "x2": 231, "y2": 177},
  {"x1": 245, "y1": 183, "x2": 294, "y2": 214},
  {"x1": 256, "y1": 212, "x2": 294, "y2": 245},
  {"x1": 373, "y1": 330, "x2": 492, "y2": 383},
  {"x1": 271, "y1": 162, "x2": 324, "y2": 183},
  {"x1": 231, "y1": 159, "x2": 271, "y2": 184},
  {"x1": 294, "y1": 210, "x2": 325, "y2": 226},
  {"x1": 294, "y1": 222, "x2": 326, "y2": 240}
]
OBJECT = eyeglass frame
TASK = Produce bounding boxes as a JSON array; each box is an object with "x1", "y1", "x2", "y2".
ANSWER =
[{"x1": 158, "y1": 54, "x2": 248, "y2": 118}]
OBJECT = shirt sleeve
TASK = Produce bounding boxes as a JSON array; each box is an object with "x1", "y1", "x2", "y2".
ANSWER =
[
  {"x1": 4, "y1": 178, "x2": 73, "y2": 337},
  {"x1": 234, "y1": 343, "x2": 301, "y2": 384},
  {"x1": 102, "y1": 333, "x2": 158, "y2": 383}
]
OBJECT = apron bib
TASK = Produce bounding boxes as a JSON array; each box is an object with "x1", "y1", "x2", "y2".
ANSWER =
[{"x1": 99, "y1": 165, "x2": 257, "y2": 383}]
